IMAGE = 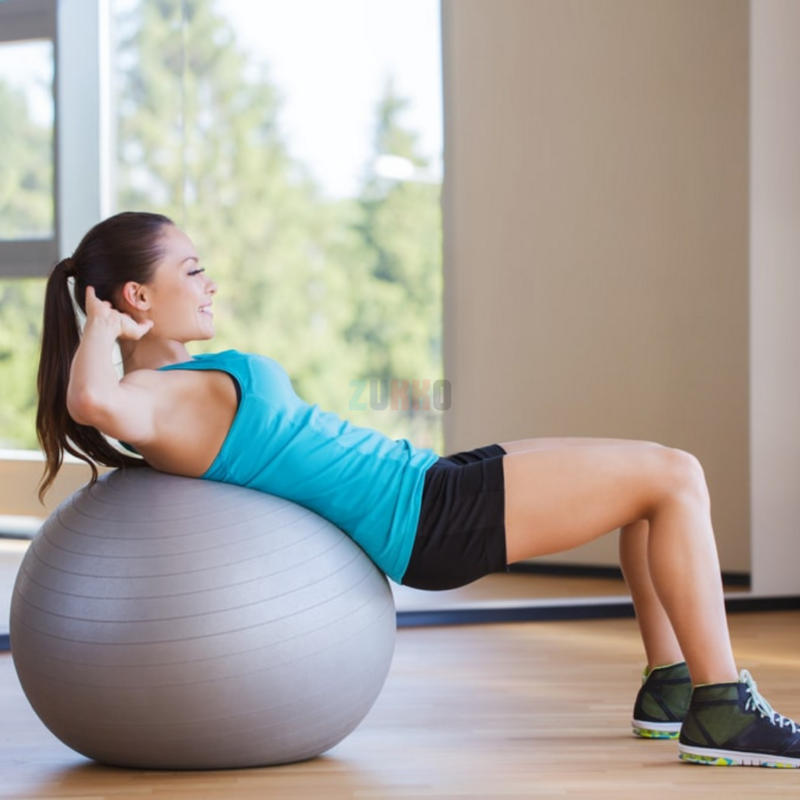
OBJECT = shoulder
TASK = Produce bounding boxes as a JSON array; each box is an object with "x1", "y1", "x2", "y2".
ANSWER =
[
  {"x1": 119, "y1": 367, "x2": 166, "y2": 391},
  {"x1": 184, "y1": 350, "x2": 272, "y2": 373},
  {"x1": 119, "y1": 364, "x2": 158, "y2": 380},
  {"x1": 119, "y1": 366, "x2": 238, "y2": 453},
  {"x1": 120, "y1": 365, "x2": 228, "y2": 402}
]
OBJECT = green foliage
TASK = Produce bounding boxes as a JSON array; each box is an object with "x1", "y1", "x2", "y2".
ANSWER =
[
  {"x1": 0, "y1": 78, "x2": 50, "y2": 448},
  {"x1": 0, "y1": 80, "x2": 53, "y2": 239},
  {"x1": 344, "y1": 81, "x2": 443, "y2": 447},
  {"x1": 116, "y1": 0, "x2": 443, "y2": 448},
  {"x1": 116, "y1": 0, "x2": 364, "y2": 416},
  {"x1": 0, "y1": 279, "x2": 45, "y2": 449}
]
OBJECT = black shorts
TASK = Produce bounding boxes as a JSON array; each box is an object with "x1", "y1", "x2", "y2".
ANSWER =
[{"x1": 401, "y1": 444, "x2": 508, "y2": 591}]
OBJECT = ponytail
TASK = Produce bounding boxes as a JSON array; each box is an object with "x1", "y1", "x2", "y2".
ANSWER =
[
  {"x1": 36, "y1": 257, "x2": 82, "y2": 498},
  {"x1": 35, "y1": 211, "x2": 171, "y2": 500}
]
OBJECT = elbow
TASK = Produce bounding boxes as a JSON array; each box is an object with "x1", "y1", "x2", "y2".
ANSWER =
[{"x1": 66, "y1": 386, "x2": 106, "y2": 428}]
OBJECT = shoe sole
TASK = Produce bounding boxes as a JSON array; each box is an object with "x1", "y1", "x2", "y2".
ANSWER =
[
  {"x1": 632, "y1": 719, "x2": 681, "y2": 740},
  {"x1": 679, "y1": 744, "x2": 800, "y2": 768}
]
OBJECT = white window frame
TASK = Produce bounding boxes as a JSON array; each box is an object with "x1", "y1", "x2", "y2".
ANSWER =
[
  {"x1": 0, "y1": 0, "x2": 57, "y2": 276},
  {"x1": 0, "y1": 0, "x2": 109, "y2": 277}
]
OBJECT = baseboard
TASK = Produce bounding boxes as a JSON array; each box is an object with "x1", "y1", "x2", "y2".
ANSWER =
[
  {"x1": 509, "y1": 561, "x2": 752, "y2": 589},
  {"x1": 396, "y1": 599, "x2": 637, "y2": 627},
  {"x1": 396, "y1": 594, "x2": 800, "y2": 628}
]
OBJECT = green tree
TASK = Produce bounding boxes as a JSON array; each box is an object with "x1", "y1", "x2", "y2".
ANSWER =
[
  {"x1": 342, "y1": 80, "x2": 444, "y2": 449},
  {"x1": 116, "y1": 0, "x2": 363, "y2": 408},
  {"x1": 0, "y1": 79, "x2": 50, "y2": 449},
  {"x1": 0, "y1": 80, "x2": 52, "y2": 238},
  {"x1": 116, "y1": 0, "x2": 443, "y2": 449},
  {"x1": 0, "y1": 278, "x2": 45, "y2": 449}
]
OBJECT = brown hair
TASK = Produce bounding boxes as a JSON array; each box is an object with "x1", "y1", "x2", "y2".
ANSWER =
[{"x1": 36, "y1": 211, "x2": 174, "y2": 499}]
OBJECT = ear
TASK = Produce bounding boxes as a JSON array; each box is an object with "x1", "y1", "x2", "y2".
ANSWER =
[{"x1": 119, "y1": 281, "x2": 151, "y2": 314}]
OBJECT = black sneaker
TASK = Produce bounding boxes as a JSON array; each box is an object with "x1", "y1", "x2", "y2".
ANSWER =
[
  {"x1": 679, "y1": 670, "x2": 800, "y2": 767},
  {"x1": 632, "y1": 661, "x2": 692, "y2": 739}
]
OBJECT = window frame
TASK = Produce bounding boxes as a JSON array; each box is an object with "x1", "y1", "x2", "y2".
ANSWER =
[
  {"x1": 0, "y1": 0, "x2": 109, "y2": 278},
  {"x1": 0, "y1": 0, "x2": 58, "y2": 277}
]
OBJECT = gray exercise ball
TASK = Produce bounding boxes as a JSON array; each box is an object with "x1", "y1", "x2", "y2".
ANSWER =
[{"x1": 10, "y1": 468, "x2": 396, "y2": 770}]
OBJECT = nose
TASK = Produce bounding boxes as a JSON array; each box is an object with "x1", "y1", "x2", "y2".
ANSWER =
[{"x1": 206, "y1": 275, "x2": 218, "y2": 295}]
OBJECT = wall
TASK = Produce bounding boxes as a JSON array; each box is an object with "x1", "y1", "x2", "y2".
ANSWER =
[{"x1": 442, "y1": 0, "x2": 751, "y2": 570}]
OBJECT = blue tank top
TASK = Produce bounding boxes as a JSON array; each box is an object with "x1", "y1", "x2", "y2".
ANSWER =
[{"x1": 159, "y1": 350, "x2": 439, "y2": 582}]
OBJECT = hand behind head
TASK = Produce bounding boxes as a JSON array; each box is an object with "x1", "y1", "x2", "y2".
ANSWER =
[{"x1": 84, "y1": 286, "x2": 154, "y2": 340}]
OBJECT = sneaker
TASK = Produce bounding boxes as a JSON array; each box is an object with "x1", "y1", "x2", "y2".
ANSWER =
[
  {"x1": 679, "y1": 670, "x2": 800, "y2": 767},
  {"x1": 632, "y1": 661, "x2": 692, "y2": 739}
]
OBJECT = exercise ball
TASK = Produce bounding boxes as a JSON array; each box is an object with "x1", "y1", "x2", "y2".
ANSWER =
[{"x1": 10, "y1": 468, "x2": 396, "y2": 770}]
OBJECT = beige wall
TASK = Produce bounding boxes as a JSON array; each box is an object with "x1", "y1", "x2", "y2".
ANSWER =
[{"x1": 442, "y1": 0, "x2": 751, "y2": 570}]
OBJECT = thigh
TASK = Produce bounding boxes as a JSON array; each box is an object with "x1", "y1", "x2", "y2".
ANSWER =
[
  {"x1": 503, "y1": 439, "x2": 692, "y2": 563},
  {"x1": 502, "y1": 436, "x2": 655, "y2": 453}
]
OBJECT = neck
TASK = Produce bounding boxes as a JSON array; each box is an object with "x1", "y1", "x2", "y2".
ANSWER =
[{"x1": 119, "y1": 338, "x2": 193, "y2": 373}]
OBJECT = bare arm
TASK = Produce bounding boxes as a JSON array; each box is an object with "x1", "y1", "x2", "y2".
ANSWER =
[{"x1": 66, "y1": 286, "x2": 156, "y2": 444}]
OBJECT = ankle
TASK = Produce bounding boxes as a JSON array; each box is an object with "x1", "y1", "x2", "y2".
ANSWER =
[
  {"x1": 646, "y1": 659, "x2": 686, "y2": 674},
  {"x1": 690, "y1": 669, "x2": 740, "y2": 687}
]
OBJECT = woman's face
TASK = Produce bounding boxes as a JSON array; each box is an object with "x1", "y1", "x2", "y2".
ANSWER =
[{"x1": 136, "y1": 225, "x2": 218, "y2": 342}]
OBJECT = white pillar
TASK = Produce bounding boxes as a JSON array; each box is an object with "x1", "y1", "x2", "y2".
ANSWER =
[
  {"x1": 57, "y1": 0, "x2": 111, "y2": 255},
  {"x1": 749, "y1": 0, "x2": 800, "y2": 595}
]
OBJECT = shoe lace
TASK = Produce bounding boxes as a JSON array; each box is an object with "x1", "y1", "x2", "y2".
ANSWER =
[{"x1": 741, "y1": 670, "x2": 799, "y2": 732}]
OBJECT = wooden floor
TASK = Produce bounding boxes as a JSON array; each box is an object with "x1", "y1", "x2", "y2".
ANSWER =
[{"x1": 2, "y1": 610, "x2": 799, "y2": 799}]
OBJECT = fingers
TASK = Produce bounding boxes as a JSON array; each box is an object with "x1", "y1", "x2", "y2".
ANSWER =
[
  {"x1": 84, "y1": 286, "x2": 154, "y2": 340},
  {"x1": 118, "y1": 315, "x2": 154, "y2": 341},
  {"x1": 84, "y1": 285, "x2": 109, "y2": 314},
  {"x1": 131, "y1": 319, "x2": 154, "y2": 339},
  {"x1": 84, "y1": 285, "x2": 106, "y2": 305},
  {"x1": 84, "y1": 285, "x2": 97, "y2": 308}
]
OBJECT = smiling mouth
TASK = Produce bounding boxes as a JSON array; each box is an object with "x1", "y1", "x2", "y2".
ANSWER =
[{"x1": 199, "y1": 305, "x2": 213, "y2": 316}]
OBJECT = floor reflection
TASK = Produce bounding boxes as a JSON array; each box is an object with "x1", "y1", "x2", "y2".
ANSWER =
[{"x1": 392, "y1": 570, "x2": 630, "y2": 613}]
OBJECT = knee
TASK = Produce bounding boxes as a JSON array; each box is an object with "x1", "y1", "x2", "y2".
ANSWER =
[{"x1": 655, "y1": 446, "x2": 710, "y2": 509}]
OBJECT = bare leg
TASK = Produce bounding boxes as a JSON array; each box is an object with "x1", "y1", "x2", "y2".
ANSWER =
[
  {"x1": 619, "y1": 520, "x2": 683, "y2": 669},
  {"x1": 501, "y1": 438, "x2": 738, "y2": 685},
  {"x1": 505, "y1": 439, "x2": 684, "y2": 669}
]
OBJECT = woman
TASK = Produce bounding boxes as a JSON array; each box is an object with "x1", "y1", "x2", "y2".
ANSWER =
[{"x1": 37, "y1": 211, "x2": 799, "y2": 768}]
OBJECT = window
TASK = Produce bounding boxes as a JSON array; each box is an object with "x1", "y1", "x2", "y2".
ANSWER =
[
  {"x1": 0, "y1": 0, "x2": 56, "y2": 449},
  {"x1": 112, "y1": 0, "x2": 444, "y2": 448},
  {"x1": 0, "y1": 0, "x2": 444, "y2": 452},
  {"x1": 0, "y1": 0, "x2": 57, "y2": 277}
]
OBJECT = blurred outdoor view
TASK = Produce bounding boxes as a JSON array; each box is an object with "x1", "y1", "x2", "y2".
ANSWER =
[{"x1": 0, "y1": 0, "x2": 443, "y2": 452}]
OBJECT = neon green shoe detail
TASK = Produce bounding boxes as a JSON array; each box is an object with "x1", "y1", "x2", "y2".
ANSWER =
[
  {"x1": 678, "y1": 670, "x2": 800, "y2": 768},
  {"x1": 631, "y1": 661, "x2": 691, "y2": 739}
]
